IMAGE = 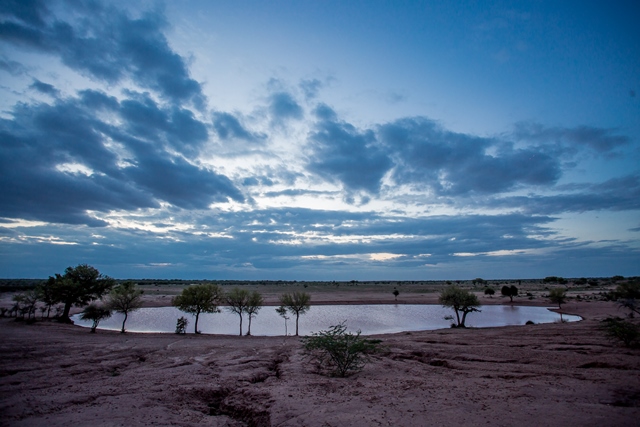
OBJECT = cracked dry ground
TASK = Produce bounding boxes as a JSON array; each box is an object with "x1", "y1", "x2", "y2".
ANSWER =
[{"x1": 1, "y1": 315, "x2": 638, "y2": 427}]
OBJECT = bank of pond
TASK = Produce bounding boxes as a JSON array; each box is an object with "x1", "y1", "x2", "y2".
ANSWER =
[{"x1": 71, "y1": 304, "x2": 580, "y2": 335}]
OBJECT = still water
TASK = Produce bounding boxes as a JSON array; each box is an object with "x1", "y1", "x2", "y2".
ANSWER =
[{"x1": 71, "y1": 304, "x2": 580, "y2": 336}]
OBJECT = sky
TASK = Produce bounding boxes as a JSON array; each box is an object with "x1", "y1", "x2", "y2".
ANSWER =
[{"x1": 0, "y1": 0, "x2": 638, "y2": 280}]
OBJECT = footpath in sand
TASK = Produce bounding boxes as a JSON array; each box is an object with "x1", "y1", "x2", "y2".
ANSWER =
[{"x1": 0, "y1": 289, "x2": 639, "y2": 426}]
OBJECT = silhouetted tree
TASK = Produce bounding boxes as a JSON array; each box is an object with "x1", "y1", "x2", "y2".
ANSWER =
[
  {"x1": 36, "y1": 278, "x2": 57, "y2": 318},
  {"x1": 80, "y1": 304, "x2": 112, "y2": 333},
  {"x1": 106, "y1": 281, "x2": 144, "y2": 333},
  {"x1": 501, "y1": 285, "x2": 518, "y2": 302},
  {"x1": 548, "y1": 288, "x2": 567, "y2": 309},
  {"x1": 279, "y1": 291, "x2": 311, "y2": 336},
  {"x1": 393, "y1": 288, "x2": 399, "y2": 301},
  {"x1": 439, "y1": 286, "x2": 481, "y2": 327},
  {"x1": 50, "y1": 264, "x2": 115, "y2": 322},
  {"x1": 245, "y1": 291, "x2": 263, "y2": 336},
  {"x1": 225, "y1": 288, "x2": 249, "y2": 336},
  {"x1": 276, "y1": 305, "x2": 289, "y2": 335},
  {"x1": 172, "y1": 284, "x2": 222, "y2": 333}
]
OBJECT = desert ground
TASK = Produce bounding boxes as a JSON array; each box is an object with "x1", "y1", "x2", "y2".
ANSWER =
[{"x1": 1, "y1": 282, "x2": 639, "y2": 426}]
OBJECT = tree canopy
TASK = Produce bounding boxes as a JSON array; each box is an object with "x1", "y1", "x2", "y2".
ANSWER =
[
  {"x1": 279, "y1": 291, "x2": 311, "y2": 336},
  {"x1": 105, "y1": 281, "x2": 144, "y2": 333},
  {"x1": 51, "y1": 264, "x2": 115, "y2": 321},
  {"x1": 80, "y1": 304, "x2": 112, "y2": 333},
  {"x1": 172, "y1": 284, "x2": 222, "y2": 333},
  {"x1": 548, "y1": 288, "x2": 567, "y2": 309},
  {"x1": 225, "y1": 288, "x2": 250, "y2": 336},
  {"x1": 439, "y1": 285, "x2": 481, "y2": 327}
]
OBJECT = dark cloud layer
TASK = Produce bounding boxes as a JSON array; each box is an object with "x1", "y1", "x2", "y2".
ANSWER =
[
  {"x1": 0, "y1": 89, "x2": 243, "y2": 225},
  {"x1": 308, "y1": 104, "x2": 392, "y2": 195},
  {"x1": 0, "y1": 0, "x2": 204, "y2": 106}
]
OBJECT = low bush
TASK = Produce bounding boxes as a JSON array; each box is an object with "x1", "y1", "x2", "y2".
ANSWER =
[
  {"x1": 602, "y1": 317, "x2": 639, "y2": 347},
  {"x1": 302, "y1": 322, "x2": 380, "y2": 377}
]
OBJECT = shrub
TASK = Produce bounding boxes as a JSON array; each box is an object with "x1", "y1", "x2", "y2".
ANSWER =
[
  {"x1": 602, "y1": 317, "x2": 639, "y2": 347},
  {"x1": 302, "y1": 322, "x2": 380, "y2": 377},
  {"x1": 175, "y1": 316, "x2": 188, "y2": 334}
]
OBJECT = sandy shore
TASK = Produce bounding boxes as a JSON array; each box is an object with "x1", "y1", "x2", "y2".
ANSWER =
[{"x1": 1, "y1": 287, "x2": 638, "y2": 426}]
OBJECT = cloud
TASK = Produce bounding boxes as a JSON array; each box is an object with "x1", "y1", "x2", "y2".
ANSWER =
[
  {"x1": 379, "y1": 117, "x2": 561, "y2": 195},
  {"x1": 0, "y1": 55, "x2": 27, "y2": 75},
  {"x1": 299, "y1": 78, "x2": 323, "y2": 99},
  {"x1": 0, "y1": 1, "x2": 204, "y2": 106},
  {"x1": 486, "y1": 174, "x2": 640, "y2": 215},
  {"x1": 0, "y1": 88, "x2": 243, "y2": 226},
  {"x1": 269, "y1": 91, "x2": 303, "y2": 126},
  {"x1": 212, "y1": 111, "x2": 265, "y2": 143},
  {"x1": 513, "y1": 122, "x2": 630, "y2": 154},
  {"x1": 307, "y1": 104, "x2": 392, "y2": 196},
  {"x1": 29, "y1": 78, "x2": 59, "y2": 96}
]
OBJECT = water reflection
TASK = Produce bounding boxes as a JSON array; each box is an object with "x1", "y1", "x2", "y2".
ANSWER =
[{"x1": 71, "y1": 304, "x2": 580, "y2": 336}]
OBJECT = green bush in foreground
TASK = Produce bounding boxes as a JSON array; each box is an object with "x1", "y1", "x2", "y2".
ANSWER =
[
  {"x1": 602, "y1": 317, "x2": 639, "y2": 347},
  {"x1": 302, "y1": 322, "x2": 381, "y2": 377}
]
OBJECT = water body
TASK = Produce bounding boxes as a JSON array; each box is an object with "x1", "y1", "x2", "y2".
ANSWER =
[{"x1": 71, "y1": 304, "x2": 580, "y2": 336}]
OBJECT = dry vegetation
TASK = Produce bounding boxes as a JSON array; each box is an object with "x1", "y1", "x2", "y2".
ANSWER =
[{"x1": 1, "y1": 279, "x2": 638, "y2": 426}]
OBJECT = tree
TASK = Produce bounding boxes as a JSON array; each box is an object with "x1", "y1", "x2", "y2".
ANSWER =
[
  {"x1": 105, "y1": 281, "x2": 144, "y2": 333},
  {"x1": 80, "y1": 304, "x2": 112, "y2": 333},
  {"x1": 172, "y1": 284, "x2": 222, "y2": 333},
  {"x1": 245, "y1": 291, "x2": 263, "y2": 336},
  {"x1": 439, "y1": 285, "x2": 481, "y2": 327},
  {"x1": 35, "y1": 278, "x2": 58, "y2": 318},
  {"x1": 548, "y1": 288, "x2": 567, "y2": 309},
  {"x1": 613, "y1": 281, "x2": 640, "y2": 316},
  {"x1": 302, "y1": 322, "x2": 380, "y2": 377},
  {"x1": 279, "y1": 291, "x2": 311, "y2": 336},
  {"x1": 50, "y1": 264, "x2": 115, "y2": 321},
  {"x1": 392, "y1": 288, "x2": 399, "y2": 301},
  {"x1": 12, "y1": 290, "x2": 38, "y2": 320},
  {"x1": 276, "y1": 306, "x2": 289, "y2": 335},
  {"x1": 225, "y1": 288, "x2": 250, "y2": 336},
  {"x1": 484, "y1": 287, "x2": 495, "y2": 297},
  {"x1": 501, "y1": 285, "x2": 518, "y2": 302}
]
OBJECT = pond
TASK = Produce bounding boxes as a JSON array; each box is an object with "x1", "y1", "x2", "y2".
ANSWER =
[{"x1": 71, "y1": 304, "x2": 580, "y2": 336}]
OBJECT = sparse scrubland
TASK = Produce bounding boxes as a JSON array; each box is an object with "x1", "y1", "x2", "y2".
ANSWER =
[{"x1": 1, "y1": 272, "x2": 639, "y2": 426}]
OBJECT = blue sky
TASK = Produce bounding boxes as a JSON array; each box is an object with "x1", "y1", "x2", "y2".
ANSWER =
[{"x1": 0, "y1": 0, "x2": 638, "y2": 280}]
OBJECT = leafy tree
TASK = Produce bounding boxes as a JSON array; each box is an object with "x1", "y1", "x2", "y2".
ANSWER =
[
  {"x1": 392, "y1": 288, "x2": 399, "y2": 301},
  {"x1": 484, "y1": 287, "x2": 495, "y2": 297},
  {"x1": 548, "y1": 288, "x2": 567, "y2": 309},
  {"x1": 50, "y1": 264, "x2": 115, "y2": 321},
  {"x1": 12, "y1": 291, "x2": 38, "y2": 320},
  {"x1": 245, "y1": 291, "x2": 263, "y2": 336},
  {"x1": 172, "y1": 284, "x2": 222, "y2": 333},
  {"x1": 35, "y1": 278, "x2": 57, "y2": 318},
  {"x1": 225, "y1": 288, "x2": 250, "y2": 336},
  {"x1": 501, "y1": 285, "x2": 518, "y2": 302},
  {"x1": 105, "y1": 281, "x2": 144, "y2": 333},
  {"x1": 472, "y1": 278, "x2": 486, "y2": 285},
  {"x1": 80, "y1": 304, "x2": 112, "y2": 333},
  {"x1": 279, "y1": 291, "x2": 311, "y2": 336},
  {"x1": 302, "y1": 322, "x2": 380, "y2": 377},
  {"x1": 276, "y1": 305, "x2": 290, "y2": 335},
  {"x1": 439, "y1": 285, "x2": 481, "y2": 327}
]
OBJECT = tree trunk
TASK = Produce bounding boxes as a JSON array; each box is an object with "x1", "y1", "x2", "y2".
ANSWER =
[
  {"x1": 460, "y1": 311, "x2": 468, "y2": 327},
  {"x1": 121, "y1": 312, "x2": 128, "y2": 333},
  {"x1": 194, "y1": 312, "x2": 200, "y2": 333},
  {"x1": 247, "y1": 315, "x2": 252, "y2": 336},
  {"x1": 238, "y1": 313, "x2": 243, "y2": 336},
  {"x1": 454, "y1": 309, "x2": 461, "y2": 326},
  {"x1": 61, "y1": 301, "x2": 72, "y2": 321},
  {"x1": 295, "y1": 312, "x2": 300, "y2": 336}
]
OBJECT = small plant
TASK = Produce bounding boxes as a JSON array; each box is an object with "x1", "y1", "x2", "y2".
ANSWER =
[
  {"x1": 392, "y1": 288, "x2": 399, "y2": 301},
  {"x1": 80, "y1": 304, "x2": 112, "y2": 333},
  {"x1": 602, "y1": 317, "x2": 638, "y2": 347},
  {"x1": 302, "y1": 322, "x2": 380, "y2": 377},
  {"x1": 175, "y1": 316, "x2": 188, "y2": 334}
]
